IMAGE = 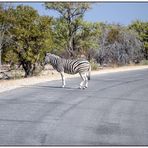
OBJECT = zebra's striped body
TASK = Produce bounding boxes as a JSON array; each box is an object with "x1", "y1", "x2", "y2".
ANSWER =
[{"x1": 44, "y1": 53, "x2": 91, "y2": 89}]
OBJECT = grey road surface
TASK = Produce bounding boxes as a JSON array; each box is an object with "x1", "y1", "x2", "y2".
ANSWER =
[{"x1": 0, "y1": 68, "x2": 148, "y2": 145}]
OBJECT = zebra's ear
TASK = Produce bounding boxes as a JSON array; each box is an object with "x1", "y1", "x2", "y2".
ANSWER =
[
  {"x1": 46, "y1": 52, "x2": 51, "y2": 55},
  {"x1": 45, "y1": 52, "x2": 49, "y2": 56}
]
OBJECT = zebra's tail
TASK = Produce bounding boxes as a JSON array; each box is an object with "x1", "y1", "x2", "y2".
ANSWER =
[{"x1": 87, "y1": 64, "x2": 91, "y2": 80}]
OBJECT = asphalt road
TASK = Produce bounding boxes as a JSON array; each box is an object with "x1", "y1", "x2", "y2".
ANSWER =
[{"x1": 0, "y1": 68, "x2": 148, "y2": 145}]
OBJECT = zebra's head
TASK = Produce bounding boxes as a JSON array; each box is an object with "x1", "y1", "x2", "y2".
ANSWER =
[
  {"x1": 44, "y1": 52, "x2": 52, "y2": 65},
  {"x1": 44, "y1": 52, "x2": 60, "y2": 65}
]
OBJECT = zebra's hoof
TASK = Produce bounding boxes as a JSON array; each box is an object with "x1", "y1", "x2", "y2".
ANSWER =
[
  {"x1": 79, "y1": 86, "x2": 87, "y2": 89},
  {"x1": 79, "y1": 86, "x2": 83, "y2": 89},
  {"x1": 84, "y1": 85, "x2": 88, "y2": 88},
  {"x1": 83, "y1": 86, "x2": 88, "y2": 89},
  {"x1": 62, "y1": 85, "x2": 65, "y2": 88}
]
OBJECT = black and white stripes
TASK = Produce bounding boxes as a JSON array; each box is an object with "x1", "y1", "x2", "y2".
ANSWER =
[{"x1": 44, "y1": 53, "x2": 91, "y2": 89}]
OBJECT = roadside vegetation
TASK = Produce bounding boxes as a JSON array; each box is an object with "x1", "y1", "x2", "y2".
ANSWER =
[{"x1": 0, "y1": 3, "x2": 148, "y2": 79}]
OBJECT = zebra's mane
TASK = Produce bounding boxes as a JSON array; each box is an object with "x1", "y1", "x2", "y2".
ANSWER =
[
  {"x1": 46, "y1": 53, "x2": 61, "y2": 60},
  {"x1": 48, "y1": 53, "x2": 86, "y2": 61}
]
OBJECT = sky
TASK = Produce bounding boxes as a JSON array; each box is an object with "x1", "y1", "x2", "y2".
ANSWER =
[{"x1": 12, "y1": 2, "x2": 148, "y2": 25}]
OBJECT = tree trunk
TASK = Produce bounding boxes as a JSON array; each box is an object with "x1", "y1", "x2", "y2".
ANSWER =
[
  {"x1": 67, "y1": 36, "x2": 76, "y2": 58},
  {"x1": 145, "y1": 49, "x2": 148, "y2": 60},
  {"x1": 0, "y1": 50, "x2": 2, "y2": 66},
  {"x1": 21, "y1": 61, "x2": 35, "y2": 78}
]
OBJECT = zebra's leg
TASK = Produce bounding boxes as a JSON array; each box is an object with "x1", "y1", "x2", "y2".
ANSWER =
[
  {"x1": 60, "y1": 72, "x2": 65, "y2": 88},
  {"x1": 81, "y1": 73, "x2": 88, "y2": 89},
  {"x1": 84, "y1": 73, "x2": 88, "y2": 88},
  {"x1": 79, "y1": 73, "x2": 86, "y2": 89}
]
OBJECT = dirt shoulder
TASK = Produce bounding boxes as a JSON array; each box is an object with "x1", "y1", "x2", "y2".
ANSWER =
[{"x1": 1, "y1": 65, "x2": 148, "y2": 93}]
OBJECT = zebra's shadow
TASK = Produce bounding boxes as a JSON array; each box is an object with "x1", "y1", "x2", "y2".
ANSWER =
[{"x1": 27, "y1": 85, "x2": 79, "y2": 90}]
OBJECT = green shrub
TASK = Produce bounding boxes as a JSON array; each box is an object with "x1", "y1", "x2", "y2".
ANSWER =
[
  {"x1": 140, "y1": 60, "x2": 148, "y2": 65},
  {"x1": 90, "y1": 60, "x2": 99, "y2": 70}
]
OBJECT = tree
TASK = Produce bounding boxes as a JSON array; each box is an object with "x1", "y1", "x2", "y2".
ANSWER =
[
  {"x1": 96, "y1": 24, "x2": 143, "y2": 66},
  {"x1": 3, "y1": 5, "x2": 53, "y2": 77},
  {"x1": 45, "y1": 2, "x2": 91, "y2": 57},
  {"x1": 0, "y1": 4, "x2": 13, "y2": 66},
  {"x1": 72, "y1": 21, "x2": 101, "y2": 59},
  {"x1": 129, "y1": 20, "x2": 148, "y2": 59}
]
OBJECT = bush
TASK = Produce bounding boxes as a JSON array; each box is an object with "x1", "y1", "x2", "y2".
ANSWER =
[
  {"x1": 96, "y1": 25, "x2": 143, "y2": 66},
  {"x1": 140, "y1": 60, "x2": 148, "y2": 65},
  {"x1": 90, "y1": 59, "x2": 99, "y2": 70}
]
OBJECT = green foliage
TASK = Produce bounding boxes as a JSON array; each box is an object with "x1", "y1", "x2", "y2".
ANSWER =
[
  {"x1": 140, "y1": 59, "x2": 148, "y2": 65},
  {"x1": 45, "y1": 2, "x2": 91, "y2": 19},
  {"x1": 2, "y1": 5, "x2": 54, "y2": 77},
  {"x1": 107, "y1": 27, "x2": 120, "y2": 44},
  {"x1": 0, "y1": 4, "x2": 14, "y2": 65},
  {"x1": 90, "y1": 59, "x2": 99, "y2": 70},
  {"x1": 45, "y1": 3, "x2": 102, "y2": 59},
  {"x1": 51, "y1": 18, "x2": 69, "y2": 54},
  {"x1": 45, "y1": 2, "x2": 92, "y2": 57},
  {"x1": 76, "y1": 22, "x2": 101, "y2": 54},
  {"x1": 129, "y1": 20, "x2": 148, "y2": 59}
]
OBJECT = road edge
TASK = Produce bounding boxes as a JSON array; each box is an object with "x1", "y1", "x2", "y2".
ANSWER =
[{"x1": 1, "y1": 65, "x2": 148, "y2": 93}]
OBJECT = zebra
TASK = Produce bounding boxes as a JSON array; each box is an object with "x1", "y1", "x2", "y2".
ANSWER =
[{"x1": 44, "y1": 53, "x2": 91, "y2": 89}]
